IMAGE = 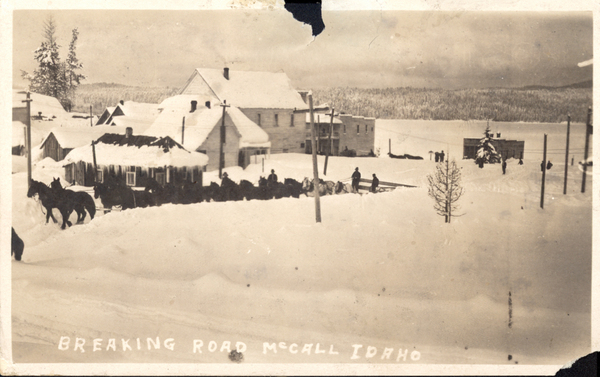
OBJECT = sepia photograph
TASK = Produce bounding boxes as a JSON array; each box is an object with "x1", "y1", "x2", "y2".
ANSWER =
[{"x1": 1, "y1": 0, "x2": 596, "y2": 375}]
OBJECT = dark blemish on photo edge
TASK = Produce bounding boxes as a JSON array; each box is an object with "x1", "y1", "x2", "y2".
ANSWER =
[
  {"x1": 228, "y1": 349, "x2": 244, "y2": 363},
  {"x1": 284, "y1": 1, "x2": 325, "y2": 37}
]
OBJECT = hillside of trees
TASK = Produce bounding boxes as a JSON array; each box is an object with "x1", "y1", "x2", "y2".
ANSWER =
[
  {"x1": 311, "y1": 86, "x2": 592, "y2": 124},
  {"x1": 70, "y1": 83, "x2": 592, "y2": 124}
]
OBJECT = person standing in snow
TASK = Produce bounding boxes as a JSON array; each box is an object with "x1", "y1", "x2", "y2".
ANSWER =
[
  {"x1": 351, "y1": 167, "x2": 361, "y2": 193},
  {"x1": 502, "y1": 159, "x2": 507, "y2": 175},
  {"x1": 547, "y1": 160, "x2": 553, "y2": 170},
  {"x1": 518, "y1": 158, "x2": 523, "y2": 165},
  {"x1": 371, "y1": 174, "x2": 379, "y2": 193},
  {"x1": 541, "y1": 161, "x2": 545, "y2": 172},
  {"x1": 440, "y1": 150, "x2": 445, "y2": 163},
  {"x1": 268, "y1": 169, "x2": 278, "y2": 184}
]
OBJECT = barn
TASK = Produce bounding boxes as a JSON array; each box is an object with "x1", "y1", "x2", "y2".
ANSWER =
[
  {"x1": 144, "y1": 95, "x2": 270, "y2": 172},
  {"x1": 178, "y1": 67, "x2": 308, "y2": 154},
  {"x1": 62, "y1": 127, "x2": 208, "y2": 187}
]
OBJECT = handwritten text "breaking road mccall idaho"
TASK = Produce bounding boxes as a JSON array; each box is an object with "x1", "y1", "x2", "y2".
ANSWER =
[{"x1": 57, "y1": 337, "x2": 422, "y2": 362}]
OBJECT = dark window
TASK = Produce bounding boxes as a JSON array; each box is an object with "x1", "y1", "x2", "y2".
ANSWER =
[
  {"x1": 344, "y1": 125, "x2": 346, "y2": 134},
  {"x1": 365, "y1": 125, "x2": 368, "y2": 133},
  {"x1": 257, "y1": 113, "x2": 261, "y2": 126},
  {"x1": 274, "y1": 114, "x2": 279, "y2": 127},
  {"x1": 300, "y1": 142, "x2": 305, "y2": 148},
  {"x1": 357, "y1": 125, "x2": 360, "y2": 134},
  {"x1": 290, "y1": 113, "x2": 294, "y2": 127}
]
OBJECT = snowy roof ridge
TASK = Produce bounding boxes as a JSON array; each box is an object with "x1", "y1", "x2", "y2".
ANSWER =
[{"x1": 191, "y1": 68, "x2": 309, "y2": 110}]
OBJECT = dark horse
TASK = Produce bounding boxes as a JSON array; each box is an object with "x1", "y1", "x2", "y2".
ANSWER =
[
  {"x1": 94, "y1": 182, "x2": 153, "y2": 212},
  {"x1": 49, "y1": 178, "x2": 96, "y2": 224},
  {"x1": 27, "y1": 179, "x2": 76, "y2": 229},
  {"x1": 12, "y1": 227, "x2": 24, "y2": 261}
]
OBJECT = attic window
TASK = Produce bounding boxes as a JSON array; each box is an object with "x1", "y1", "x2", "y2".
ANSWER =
[
  {"x1": 274, "y1": 114, "x2": 279, "y2": 127},
  {"x1": 257, "y1": 113, "x2": 261, "y2": 127}
]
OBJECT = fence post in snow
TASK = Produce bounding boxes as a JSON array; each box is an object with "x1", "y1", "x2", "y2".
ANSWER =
[{"x1": 90, "y1": 105, "x2": 93, "y2": 127}]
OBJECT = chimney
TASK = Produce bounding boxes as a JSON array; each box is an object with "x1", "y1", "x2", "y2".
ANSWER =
[
  {"x1": 190, "y1": 100, "x2": 197, "y2": 112},
  {"x1": 125, "y1": 127, "x2": 133, "y2": 139},
  {"x1": 224, "y1": 67, "x2": 229, "y2": 80},
  {"x1": 120, "y1": 100, "x2": 124, "y2": 106},
  {"x1": 205, "y1": 101, "x2": 211, "y2": 109}
]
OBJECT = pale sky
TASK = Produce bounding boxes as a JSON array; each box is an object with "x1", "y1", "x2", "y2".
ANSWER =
[{"x1": 12, "y1": 10, "x2": 593, "y2": 90}]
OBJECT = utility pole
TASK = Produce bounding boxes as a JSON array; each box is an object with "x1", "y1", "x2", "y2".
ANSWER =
[
  {"x1": 23, "y1": 92, "x2": 33, "y2": 189},
  {"x1": 563, "y1": 115, "x2": 570, "y2": 195},
  {"x1": 90, "y1": 105, "x2": 93, "y2": 127},
  {"x1": 219, "y1": 100, "x2": 230, "y2": 179},
  {"x1": 91, "y1": 141, "x2": 98, "y2": 184},
  {"x1": 323, "y1": 107, "x2": 334, "y2": 175},
  {"x1": 308, "y1": 93, "x2": 321, "y2": 223},
  {"x1": 581, "y1": 107, "x2": 592, "y2": 193},
  {"x1": 181, "y1": 116, "x2": 185, "y2": 145},
  {"x1": 541, "y1": 134, "x2": 547, "y2": 209}
]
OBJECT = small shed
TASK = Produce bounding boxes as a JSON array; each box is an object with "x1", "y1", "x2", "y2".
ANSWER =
[
  {"x1": 62, "y1": 127, "x2": 208, "y2": 187},
  {"x1": 39, "y1": 126, "x2": 131, "y2": 162}
]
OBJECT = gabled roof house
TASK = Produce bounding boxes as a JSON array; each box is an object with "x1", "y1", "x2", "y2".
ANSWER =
[
  {"x1": 144, "y1": 94, "x2": 270, "y2": 172},
  {"x1": 95, "y1": 100, "x2": 159, "y2": 134},
  {"x1": 178, "y1": 67, "x2": 308, "y2": 154}
]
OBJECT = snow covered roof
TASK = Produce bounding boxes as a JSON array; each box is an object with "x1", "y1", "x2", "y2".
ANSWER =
[
  {"x1": 12, "y1": 121, "x2": 25, "y2": 146},
  {"x1": 227, "y1": 106, "x2": 271, "y2": 148},
  {"x1": 145, "y1": 94, "x2": 270, "y2": 150},
  {"x1": 305, "y1": 113, "x2": 343, "y2": 124},
  {"x1": 115, "y1": 101, "x2": 160, "y2": 120},
  {"x1": 12, "y1": 90, "x2": 67, "y2": 118},
  {"x1": 39, "y1": 125, "x2": 133, "y2": 150},
  {"x1": 182, "y1": 68, "x2": 309, "y2": 110},
  {"x1": 63, "y1": 132, "x2": 208, "y2": 168}
]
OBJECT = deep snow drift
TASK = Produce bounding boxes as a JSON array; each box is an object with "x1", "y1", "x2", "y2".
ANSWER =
[{"x1": 9, "y1": 122, "x2": 592, "y2": 368}]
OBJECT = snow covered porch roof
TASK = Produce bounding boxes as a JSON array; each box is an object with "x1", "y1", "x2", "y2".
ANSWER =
[{"x1": 63, "y1": 132, "x2": 208, "y2": 169}]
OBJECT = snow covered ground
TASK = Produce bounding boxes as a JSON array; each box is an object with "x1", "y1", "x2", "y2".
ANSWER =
[{"x1": 8, "y1": 122, "x2": 592, "y2": 371}]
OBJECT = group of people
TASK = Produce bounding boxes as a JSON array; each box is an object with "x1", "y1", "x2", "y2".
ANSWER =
[
  {"x1": 352, "y1": 167, "x2": 379, "y2": 193},
  {"x1": 434, "y1": 150, "x2": 446, "y2": 163}
]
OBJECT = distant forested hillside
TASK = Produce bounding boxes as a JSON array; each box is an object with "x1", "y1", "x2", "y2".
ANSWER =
[
  {"x1": 72, "y1": 83, "x2": 179, "y2": 115},
  {"x1": 72, "y1": 83, "x2": 592, "y2": 123},
  {"x1": 311, "y1": 86, "x2": 592, "y2": 123}
]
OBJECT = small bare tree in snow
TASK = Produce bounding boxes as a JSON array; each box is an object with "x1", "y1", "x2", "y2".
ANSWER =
[{"x1": 427, "y1": 159, "x2": 465, "y2": 223}]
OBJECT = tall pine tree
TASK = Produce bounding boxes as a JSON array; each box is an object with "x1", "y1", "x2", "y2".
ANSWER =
[
  {"x1": 21, "y1": 17, "x2": 85, "y2": 111},
  {"x1": 475, "y1": 123, "x2": 501, "y2": 167}
]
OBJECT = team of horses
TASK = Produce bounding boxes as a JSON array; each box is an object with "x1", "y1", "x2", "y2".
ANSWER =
[{"x1": 25, "y1": 175, "x2": 360, "y2": 230}]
